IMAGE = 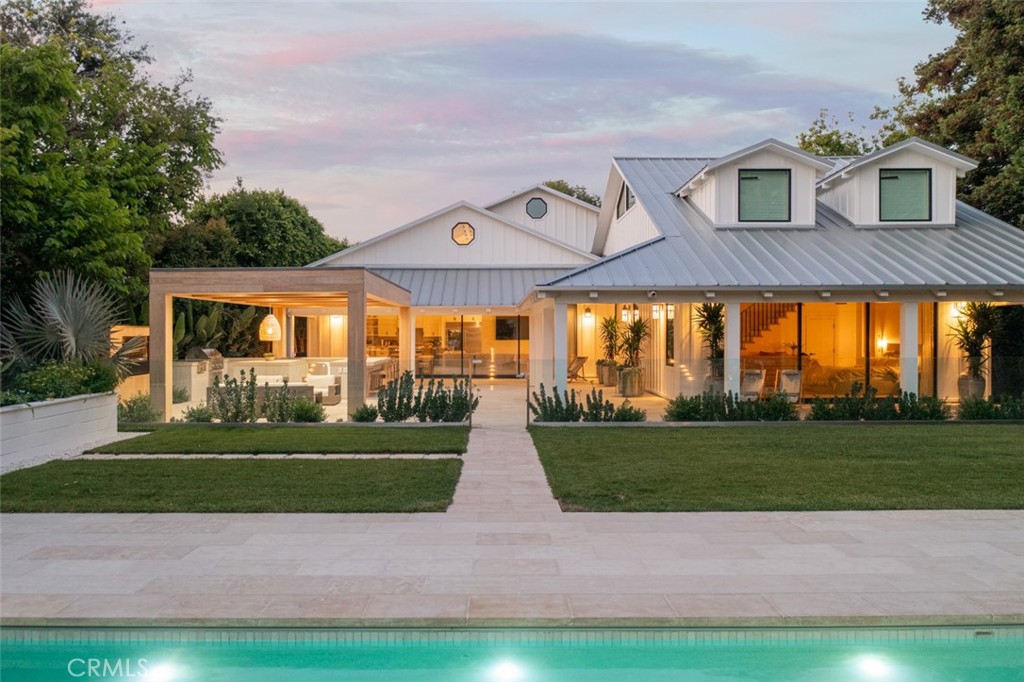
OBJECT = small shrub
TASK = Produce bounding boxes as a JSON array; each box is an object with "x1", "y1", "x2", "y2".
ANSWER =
[
  {"x1": 897, "y1": 392, "x2": 950, "y2": 421},
  {"x1": 290, "y1": 397, "x2": 326, "y2": 423},
  {"x1": 172, "y1": 386, "x2": 191, "y2": 404},
  {"x1": 959, "y1": 394, "x2": 1024, "y2": 420},
  {"x1": 210, "y1": 369, "x2": 259, "y2": 422},
  {"x1": 9, "y1": 360, "x2": 116, "y2": 401},
  {"x1": 414, "y1": 377, "x2": 479, "y2": 422},
  {"x1": 582, "y1": 388, "x2": 615, "y2": 422},
  {"x1": 378, "y1": 371, "x2": 416, "y2": 422},
  {"x1": 182, "y1": 403, "x2": 215, "y2": 422},
  {"x1": 118, "y1": 394, "x2": 161, "y2": 423},
  {"x1": 350, "y1": 404, "x2": 379, "y2": 422},
  {"x1": 663, "y1": 391, "x2": 796, "y2": 422},
  {"x1": 612, "y1": 400, "x2": 647, "y2": 422},
  {"x1": 261, "y1": 382, "x2": 296, "y2": 423},
  {"x1": 529, "y1": 384, "x2": 585, "y2": 422}
]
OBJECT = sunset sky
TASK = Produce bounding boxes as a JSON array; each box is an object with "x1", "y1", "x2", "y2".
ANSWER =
[{"x1": 95, "y1": 1, "x2": 956, "y2": 244}]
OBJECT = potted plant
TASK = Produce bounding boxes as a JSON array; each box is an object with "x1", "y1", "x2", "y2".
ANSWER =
[
  {"x1": 596, "y1": 316, "x2": 620, "y2": 386},
  {"x1": 616, "y1": 316, "x2": 650, "y2": 397},
  {"x1": 949, "y1": 302, "x2": 998, "y2": 400},
  {"x1": 695, "y1": 302, "x2": 725, "y2": 394}
]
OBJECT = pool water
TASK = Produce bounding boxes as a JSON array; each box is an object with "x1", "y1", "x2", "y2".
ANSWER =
[{"x1": 2, "y1": 627, "x2": 1021, "y2": 681}]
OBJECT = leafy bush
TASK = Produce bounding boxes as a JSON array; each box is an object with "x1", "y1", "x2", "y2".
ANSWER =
[
  {"x1": 210, "y1": 369, "x2": 259, "y2": 422},
  {"x1": 172, "y1": 386, "x2": 191, "y2": 404},
  {"x1": 959, "y1": 394, "x2": 1024, "y2": 420},
  {"x1": 414, "y1": 377, "x2": 479, "y2": 423},
  {"x1": 663, "y1": 391, "x2": 797, "y2": 422},
  {"x1": 350, "y1": 404, "x2": 379, "y2": 422},
  {"x1": 181, "y1": 403, "x2": 215, "y2": 422},
  {"x1": 261, "y1": 381, "x2": 296, "y2": 423},
  {"x1": 612, "y1": 400, "x2": 647, "y2": 422},
  {"x1": 808, "y1": 383, "x2": 949, "y2": 421},
  {"x1": 529, "y1": 384, "x2": 585, "y2": 422},
  {"x1": 378, "y1": 371, "x2": 416, "y2": 422},
  {"x1": 583, "y1": 388, "x2": 615, "y2": 422},
  {"x1": 290, "y1": 397, "x2": 326, "y2": 423},
  {"x1": 118, "y1": 394, "x2": 161, "y2": 423},
  {"x1": 3, "y1": 360, "x2": 118, "y2": 404}
]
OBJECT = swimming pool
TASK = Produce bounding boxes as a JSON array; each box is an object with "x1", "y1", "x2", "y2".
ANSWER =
[{"x1": 2, "y1": 626, "x2": 1021, "y2": 681}]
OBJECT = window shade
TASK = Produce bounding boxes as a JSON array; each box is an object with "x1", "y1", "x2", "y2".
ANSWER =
[
  {"x1": 880, "y1": 169, "x2": 930, "y2": 221},
  {"x1": 738, "y1": 169, "x2": 790, "y2": 222}
]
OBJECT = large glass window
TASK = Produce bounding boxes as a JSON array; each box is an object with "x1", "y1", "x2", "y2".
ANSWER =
[
  {"x1": 738, "y1": 169, "x2": 791, "y2": 222},
  {"x1": 665, "y1": 305, "x2": 675, "y2": 366},
  {"x1": 880, "y1": 169, "x2": 931, "y2": 221}
]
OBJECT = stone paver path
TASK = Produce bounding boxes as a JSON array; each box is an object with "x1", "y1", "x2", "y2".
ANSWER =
[{"x1": 2, "y1": 381, "x2": 1023, "y2": 626}]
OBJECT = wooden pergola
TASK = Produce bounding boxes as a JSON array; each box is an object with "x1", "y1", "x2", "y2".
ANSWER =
[{"x1": 149, "y1": 268, "x2": 411, "y2": 421}]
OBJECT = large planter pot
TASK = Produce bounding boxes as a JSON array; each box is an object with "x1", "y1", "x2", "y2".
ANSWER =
[
  {"x1": 597, "y1": 363, "x2": 616, "y2": 387},
  {"x1": 617, "y1": 368, "x2": 644, "y2": 397},
  {"x1": 957, "y1": 374, "x2": 986, "y2": 401},
  {"x1": 0, "y1": 392, "x2": 118, "y2": 473}
]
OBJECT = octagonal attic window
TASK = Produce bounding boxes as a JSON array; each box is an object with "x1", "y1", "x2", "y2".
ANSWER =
[{"x1": 526, "y1": 197, "x2": 548, "y2": 219}]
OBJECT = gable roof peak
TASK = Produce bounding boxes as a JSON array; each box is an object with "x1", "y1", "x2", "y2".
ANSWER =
[
  {"x1": 483, "y1": 183, "x2": 600, "y2": 213},
  {"x1": 817, "y1": 136, "x2": 979, "y2": 186}
]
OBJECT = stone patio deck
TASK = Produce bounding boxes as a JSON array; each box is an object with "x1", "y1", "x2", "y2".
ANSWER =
[{"x1": 2, "y1": 380, "x2": 1022, "y2": 627}]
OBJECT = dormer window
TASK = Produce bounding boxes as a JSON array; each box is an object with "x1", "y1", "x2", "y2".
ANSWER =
[
  {"x1": 616, "y1": 183, "x2": 636, "y2": 218},
  {"x1": 880, "y1": 169, "x2": 931, "y2": 222},
  {"x1": 738, "y1": 169, "x2": 790, "y2": 222}
]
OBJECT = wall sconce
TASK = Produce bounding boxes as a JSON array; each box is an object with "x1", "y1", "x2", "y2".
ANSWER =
[
  {"x1": 877, "y1": 337, "x2": 888, "y2": 354},
  {"x1": 259, "y1": 313, "x2": 282, "y2": 342},
  {"x1": 621, "y1": 308, "x2": 631, "y2": 323},
  {"x1": 652, "y1": 305, "x2": 661, "y2": 320},
  {"x1": 583, "y1": 307, "x2": 593, "y2": 320}
]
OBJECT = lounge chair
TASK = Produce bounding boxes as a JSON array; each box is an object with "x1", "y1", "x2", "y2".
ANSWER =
[
  {"x1": 567, "y1": 356, "x2": 589, "y2": 383},
  {"x1": 777, "y1": 369, "x2": 802, "y2": 403},
  {"x1": 739, "y1": 369, "x2": 765, "y2": 401}
]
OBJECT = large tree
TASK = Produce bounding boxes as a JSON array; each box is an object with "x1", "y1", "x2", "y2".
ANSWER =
[
  {"x1": 544, "y1": 179, "x2": 601, "y2": 207},
  {"x1": 1, "y1": 0, "x2": 223, "y2": 312},
  {"x1": 890, "y1": 0, "x2": 1024, "y2": 228},
  {"x1": 799, "y1": 1, "x2": 1023, "y2": 228},
  {"x1": 177, "y1": 182, "x2": 348, "y2": 268}
]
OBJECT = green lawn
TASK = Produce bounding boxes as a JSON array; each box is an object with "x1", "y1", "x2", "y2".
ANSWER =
[
  {"x1": 0, "y1": 459, "x2": 462, "y2": 513},
  {"x1": 531, "y1": 424, "x2": 1024, "y2": 512},
  {"x1": 90, "y1": 425, "x2": 469, "y2": 454}
]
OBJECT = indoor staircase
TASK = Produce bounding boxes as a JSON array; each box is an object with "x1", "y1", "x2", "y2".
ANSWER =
[{"x1": 740, "y1": 303, "x2": 797, "y2": 346}]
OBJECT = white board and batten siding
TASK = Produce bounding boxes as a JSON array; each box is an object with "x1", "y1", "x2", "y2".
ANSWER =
[
  {"x1": 818, "y1": 148, "x2": 958, "y2": 226},
  {"x1": 603, "y1": 201, "x2": 661, "y2": 256},
  {"x1": 487, "y1": 191, "x2": 598, "y2": 253},
  {"x1": 696, "y1": 149, "x2": 819, "y2": 228},
  {"x1": 323, "y1": 205, "x2": 593, "y2": 268}
]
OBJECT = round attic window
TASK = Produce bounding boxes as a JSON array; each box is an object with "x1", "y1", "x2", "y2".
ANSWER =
[{"x1": 526, "y1": 197, "x2": 548, "y2": 219}]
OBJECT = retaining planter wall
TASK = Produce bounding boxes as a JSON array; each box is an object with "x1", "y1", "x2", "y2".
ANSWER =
[{"x1": 0, "y1": 392, "x2": 117, "y2": 473}]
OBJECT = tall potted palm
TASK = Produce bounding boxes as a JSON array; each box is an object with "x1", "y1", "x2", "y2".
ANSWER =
[
  {"x1": 695, "y1": 302, "x2": 725, "y2": 394},
  {"x1": 616, "y1": 316, "x2": 650, "y2": 397},
  {"x1": 596, "y1": 316, "x2": 620, "y2": 386},
  {"x1": 949, "y1": 302, "x2": 998, "y2": 400}
]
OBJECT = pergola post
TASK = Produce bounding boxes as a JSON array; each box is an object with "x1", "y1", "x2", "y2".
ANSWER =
[
  {"x1": 725, "y1": 302, "x2": 741, "y2": 395},
  {"x1": 149, "y1": 289, "x2": 173, "y2": 422},
  {"x1": 900, "y1": 302, "x2": 919, "y2": 395},
  {"x1": 347, "y1": 290, "x2": 366, "y2": 407}
]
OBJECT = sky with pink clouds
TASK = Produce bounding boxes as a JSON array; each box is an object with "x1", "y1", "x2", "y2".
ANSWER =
[{"x1": 97, "y1": 1, "x2": 957, "y2": 244}]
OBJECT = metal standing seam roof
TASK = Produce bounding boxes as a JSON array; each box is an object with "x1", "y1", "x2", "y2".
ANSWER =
[
  {"x1": 541, "y1": 157, "x2": 1024, "y2": 291},
  {"x1": 370, "y1": 268, "x2": 572, "y2": 307}
]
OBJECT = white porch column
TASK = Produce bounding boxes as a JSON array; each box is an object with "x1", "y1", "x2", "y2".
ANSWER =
[
  {"x1": 725, "y1": 302, "x2": 741, "y2": 396},
  {"x1": 553, "y1": 300, "x2": 568, "y2": 393},
  {"x1": 900, "y1": 302, "x2": 919, "y2": 395},
  {"x1": 399, "y1": 307, "x2": 415, "y2": 375},
  {"x1": 271, "y1": 306, "x2": 286, "y2": 358}
]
